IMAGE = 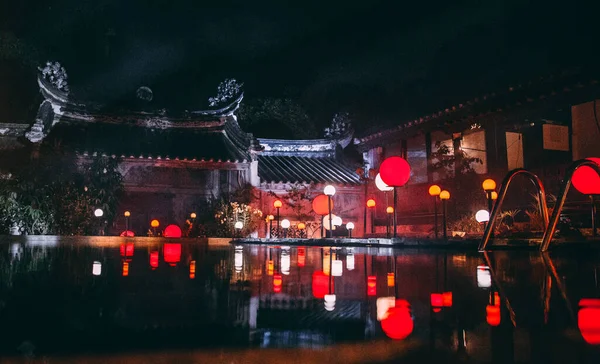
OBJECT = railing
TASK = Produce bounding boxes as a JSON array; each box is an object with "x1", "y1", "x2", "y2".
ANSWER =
[
  {"x1": 478, "y1": 169, "x2": 549, "y2": 251},
  {"x1": 540, "y1": 159, "x2": 600, "y2": 251}
]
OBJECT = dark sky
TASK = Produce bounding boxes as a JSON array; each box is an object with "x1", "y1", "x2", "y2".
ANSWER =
[{"x1": 1, "y1": 0, "x2": 597, "y2": 133}]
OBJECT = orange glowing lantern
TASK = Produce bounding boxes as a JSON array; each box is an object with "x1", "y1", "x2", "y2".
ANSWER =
[
  {"x1": 312, "y1": 194, "x2": 332, "y2": 216},
  {"x1": 386, "y1": 206, "x2": 394, "y2": 214},
  {"x1": 312, "y1": 271, "x2": 331, "y2": 299},
  {"x1": 150, "y1": 250, "x2": 159, "y2": 269},
  {"x1": 367, "y1": 199, "x2": 376, "y2": 208},
  {"x1": 267, "y1": 260, "x2": 274, "y2": 276},
  {"x1": 120, "y1": 243, "x2": 134, "y2": 260},
  {"x1": 381, "y1": 301, "x2": 414, "y2": 340},
  {"x1": 163, "y1": 243, "x2": 181, "y2": 266},
  {"x1": 387, "y1": 273, "x2": 395, "y2": 287},
  {"x1": 122, "y1": 261, "x2": 129, "y2": 277},
  {"x1": 442, "y1": 292, "x2": 453, "y2": 307},
  {"x1": 297, "y1": 246, "x2": 306, "y2": 267},
  {"x1": 297, "y1": 222, "x2": 306, "y2": 230},
  {"x1": 367, "y1": 275, "x2": 377, "y2": 296},
  {"x1": 189, "y1": 260, "x2": 196, "y2": 279},
  {"x1": 578, "y1": 298, "x2": 600, "y2": 345},
  {"x1": 273, "y1": 274, "x2": 283, "y2": 293},
  {"x1": 379, "y1": 156, "x2": 411, "y2": 187},
  {"x1": 150, "y1": 219, "x2": 160, "y2": 228},
  {"x1": 572, "y1": 158, "x2": 600, "y2": 195},
  {"x1": 273, "y1": 200, "x2": 283, "y2": 209},
  {"x1": 164, "y1": 224, "x2": 182, "y2": 238},
  {"x1": 486, "y1": 304, "x2": 501, "y2": 326}
]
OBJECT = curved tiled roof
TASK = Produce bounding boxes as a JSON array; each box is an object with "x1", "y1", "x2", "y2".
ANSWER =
[{"x1": 258, "y1": 155, "x2": 361, "y2": 185}]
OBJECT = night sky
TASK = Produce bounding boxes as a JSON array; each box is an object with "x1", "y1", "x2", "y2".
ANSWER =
[{"x1": 0, "y1": 0, "x2": 597, "y2": 135}]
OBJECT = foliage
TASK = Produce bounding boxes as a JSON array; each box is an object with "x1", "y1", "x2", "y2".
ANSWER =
[
  {"x1": 324, "y1": 112, "x2": 352, "y2": 138},
  {"x1": 213, "y1": 201, "x2": 263, "y2": 237},
  {"x1": 430, "y1": 140, "x2": 482, "y2": 178},
  {"x1": 208, "y1": 78, "x2": 243, "y2": 107},
  {"x1": 266, "y1": 183, "x2": 323, "y2": 238},
  {"x1": 448, "y1": 214, "x2": 484, "y2": 234}
]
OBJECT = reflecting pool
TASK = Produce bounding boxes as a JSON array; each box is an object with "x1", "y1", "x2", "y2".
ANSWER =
[{"x1": 1, "y1": 238, "x2": 600, "y2": 362}]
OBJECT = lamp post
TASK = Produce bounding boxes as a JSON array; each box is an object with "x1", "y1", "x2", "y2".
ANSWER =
[
  {"x1": 312, "y1": 194, "x2": 331, "y2": 238},
  {"x1": 367, "y1": 198, "x2": 376, "y2": 234},
  {"x1": 357, "y1": 167, "x2": 376, "y2": 237},
  {"x1": 324, "y1": 185, "x2": 336, "y2": 238},
  {"x1": 572, "y1": 157, "x2": 600, "y2": 237},
  {"x1": 150, "y1": 219, "x2": 160, "y2": 236},
  {"x1": 482, "y1": 179, "x2": 496, "y2": 215},
  {"x1": 346, "y1": 222, "x2": 355, "y2": 238},
  {"x1": 94, "y1": 208, "x2": 104, "y2": 236},
  {"x1": 234, "y1": 221, "x2": 243, "y2": 238},
  {"x1": 267, "y1": 214, "x2": 275, "y2": 238},
  {"x1": 379, "y1": 157, "x2": 411, "y2": 238},
  {"x1": 281, "y1": 219, "x2": 290, "y2": 238},
  {"x1": 439, "y1": 191, "x2": 450, "y2": 240},
  {"x1": 273, "y1": 200, "x2": 282, "y2": 237},
  {"x1": 428, "y1": 185, "x2": 441, "y2": 239},
  {"x1": 124, "y1": 211, "x2": 131, "y2": 235},
  {"x1": 386, "y1": 206, "x2": 394, "y2": 238}
]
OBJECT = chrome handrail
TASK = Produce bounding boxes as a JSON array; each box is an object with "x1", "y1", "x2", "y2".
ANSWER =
[
  {"x1": 478, "y1": 169, "x2": 549, "y2": 251},
  {"x1": 540, "y1": 159, "x2": 600, "y2": 251},
  {"x1": 483, "y1": 252, "x2": 517, "y2": 327}
]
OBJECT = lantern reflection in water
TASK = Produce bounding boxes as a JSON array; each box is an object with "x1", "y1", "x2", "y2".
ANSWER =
[
  {"x1": 273, "y1": 274, "x2": 283, "y2": 293},
  {"x1": 324, "y1": 294, "x2": 336, "y2": 311},
  {"x1": 164, "y1": 243, "x2": 181, "y2": 266},
  {"x1": 267, "y1": 260, "x2": 274, "y2": 276},
  {"x1": 579, "y1": 298, "x2": 600, "y2": 345},
  {"x1": 150, "y1": 251, "x2": 159, "y2": 269},
  {"x1": 120, "y1": 243, "x2": 134, "y2": 260},
  {"x1": 234, "y1": 246, "x2": 243, "y2": 273},
  {"x1": 312, "y1": 271, "x2": 330, "y2": 299},
  {"x1": 189, "y1": 260, "x2": 196, "y2": 279},
  {"x1": 431, "y1": 293, "x2": 443, "y2": 312},
  {"x1": 387, "y1": 273, "x2": 395, "y2": 287},
  {"x1": 486, "y1": 291, "x2": 501, "y2": 326},
  {"x1": 367, "y1": 275, "x2": 377, "y2": 296},
  {"x1": 122, "y1": 261, "x2": 129, "y2": 277},
  {"x1": 477, "y1": 265, "x2": 492, "y2": 288},
  {"x1": 381, "y1": 299, "x2": 414, "y2": 340},
  {"x1": 92, "y1": 261, "x2": 102, "y2": 276},
  {"x1": 332, "y1": 259, "x2": 343, "y2": 277},
  {"x1": 297, "y1": 247, "x2": 306, "y2": 267},
  {"x1": 281, "y1": 247, "x2": 290, "y2": 275},
  {"x1": 346, "y1": 250, "x2": 355, "y2": 271}
]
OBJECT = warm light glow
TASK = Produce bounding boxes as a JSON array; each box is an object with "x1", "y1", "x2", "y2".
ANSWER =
[
  {"x1": 312, "y1": 194, "x2": 331, "y2": 216},
  {"x1": 124, "y1": 211, "x2": 131, "y2": 217},
  {"x1": 234, "y1": 221, "x2": 244, "y2": 230},
  {"x1": 273, "y1": 274, "x2": 282, "y2": 293},
  {"x1": 578, "y1": 298, "x2": 600, "y2": 345},
  {"x1": 428, "y1": 185, "x2": 441, "y2": 197},
  {"x1": 346, "y1": 250, "x2": 355, "y2": 270},
  {"x1": 439, "y1": 190, "x2": 450, "y2": 200},
  {"x1": 376, "y1": 297, "x2": 396, "y2": 321},
  {"x1": 164, "y1": 224, "x2": 182, "y2": 238},
  {"x1": 475, "y1": 210, "x2": 490, "y2": 223},
  {"x1": 312, "y1": 271, "x2": 331, "y2": 299},
  {"x1": 273, "y1": 200, "x2": 283, "y2": 208},
  {"x1": 491, "y1": 191, "x2": 498, "y2": 200},
  {"x1": 119, "y1": 230, "x2": 135, "y2": 237},
  {"x1": 150, "y1": 251, "x2": 159, "y2": 269},
  {"x1": 387, "y1": 273, "x2": 395, "y2": 287},
  {"x1": 375, "y1": 173, "x2": 394, "y2": 192},
  {"x1": 281, "y1": 219, "x2": 291, "y2": 229},
  {"x1": 367, "y1": 275, "x2": 377, "y2": 296},
  {"x1": 150, "y1": 219, "x2": 160, "y2": 228},
  {"x1": 482, "y1": 179, "x2": 497, "y2": 192},
  {"x1": 380, "y1": 156, "x2": 411, "y2": 187},
  {"x1": 324, "y1": 294, "x2": 336, "y2": 311},
  {"x1": 443, "y1": 292, "x2": 453, "y2": 307},
  {"x1": 122, "y1": 261, "x2": 129, "y2": 277},
  {"x1": 324, "y1": 185, "x2": 336, "y2": 196},
  {"x1": 234, "y1": 246, "x2": 243, "y2": 272},
  {"x1": 477, "y1": 266, "x2": 492, "y2": 288},
  {"x1": 486, "y1": 305, "x2": 501, "y2": 326},
  {"x1": 386, "y1": 206, "x2": 394, "y2": 214},
  {"x1": 346, "y1": 222, "x2": 355, "y2": 230},
  {"x1": 297, "y1": 222, "x2": 306, "y2": 230},
  {"x1": 323, "y1": 214, "x2": 339, "y2": 231},
  {"x1": 94, "y1": 208, "x2": 104, "y2": 217},
  {"x1": 297, "y1": 247, "x2": 306, "y2": 267},
  {"x1": 367, "y1": 198, "x2": 376, "y2": 208},
  {"x1": 281, "y1": 249, "x2": 290, "y2": 275},
  {"x1": 267, "y1": 260, "x2": 274, "y2": 276},
  {"x1": 332, "y1": 259, "x2": 343, "y2": 277},
  {"x1": 189, "y1": 260, "x2": 196, "y2": 279},
  {"x1": 431, "y1": 293, "x2": 443, "y2": 308},
  {"x1": 381, "y1": 301, "x2": 414, "y2": 340},
  {"x1": 267, "y1": 214, "x2": 275, "y2": 221},
  {"x1": 92, "y1": 261, "x2": 102, "y2": 276},
  {"x1": 190, "y1": 212, "x2": 197, "y2": 219},
  {"x1": 120, "y1": 243, "x2": 134, "y2": 259},
  {"x1": 572, "y1": 157, "x2": 600, "y2": 195},
  {"x1": 163, "y1": 243, "x2": 181, "y2": 266},
  {"x1": 333, "y1": 216, "x2": 342, "y2": 226}
]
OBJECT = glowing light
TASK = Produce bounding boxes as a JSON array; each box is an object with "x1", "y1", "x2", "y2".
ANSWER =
[
  {"x1": 122, "y1": 261, "x2": 129, "y2": 277},
  {"x1": 346, "y1": 251, "x2": 355, "y2": 270},
  {"x1": 234, "y1": 246, "x2": 243, "y2": 272},
  {"x1": 386, "y1": 206, "x2": 394, "y2": 214},
  {"x1": 190, "y1": 212, "x2": 197, "y2": 219},
  {"x1": 163, "y1": 243, "x2": 181, "y2": 266},
  {"x1": 273, "y1": 200, "x2": 283, "y2": 208},
  {"x1": 477, "y1": 265, "x2": 492, "y2": 288},
  {"x1": 92, "y1": 261, "x2": 102, "y2": 276},
  {"x1": 324, "y1": 185, "x2": 336, "y2": 196},
  {"x1": 572, "y1": 158, "x2": 600, "y2": 195},
  {"x1": 431, "y1": 293, "x2": 443, "y2": 308},
  {"x1": 379, "y1": 156, "x2": 411, "y2": 187},
  {"x1": 346, "y1": 222, "x2": 355, "y2": 230},
  {"x1": 150, "y1": 251, "x2": 159, "y2": 269},
  {"x1": 124, "y1": 211, "x2": 131, "y2": 217},
  {"x1": 332, "y1": 259, "x2": 343, "y2": 277},
  {"x1": 281, "y1": 250, "x2": 290, "y2": 275},
  {"x1": 297, "y1": 222, "x2": 306, "y2": 230},
  {"x1": 234, "y1": 221, "x2": 244, "y2": 230},
  {"x1": 323, "y1": 214, "x2": 340, "y2": 231},
  {"x1": 324, "y1": 294, "x2": 336, "y2": 311},
  {"x1": 312, "y1": 194, "x2": 331, "y2": 216},
  {"x1": 381, "y1": 301, "x2": 414, "y2": 340},
  {"x1": 94, "y1": 209, "x2": 103, "y2": 217},
  {"x1": 119, "y1": 230, "x2": 135, "y2": 237},
  {"x1": 297, "y1": 246, "x2": 306, "y2": 267},
  {"x1": 367, "y1": 199, "x2": 376, "y2": 208},
  {"x1": 482, "y1": 179, "x2": 497, "y2": 192},
  {"x1": 376, "y1": 297, "x2": 396, "y2": 321},
  {"x1": 443, "y1": 292, "x2": 453, "y2": 307},
  {"x1": 281, "y1": 219, "x2": 291, "y2": 229},
  {"x1": 579, "y1": 298, "x2": 600, "y2": 345},
  {"x1": 150, "y1": 219, "x2": 160, "y2": 228},
  {"x1": 189, "y1": 260, "x2": 196, "y2": 279},
  {"x1": 367, "y1": 275, "x2": 377, "y2": 296},
  {"x1": 486, "y1": 305, "x2": 501, "y2": 326},
  {"x1": 267, "y1": 214, "x2": 275, "y2": 221},
  {"x1": 387, "y1": 273, "x2": 395, "y2": 287},
  {"x1": 120, "y1": 243, "x2": 134, "y2": 259},
  {"x1": 491, "y1": 191, "x2": 498, "y2": 200},
  {"x1": 476, "y1": 210, "x2": 490, "y2": 223},
  {"x1": 439, "y1": 190, "x2": 450, "y2": 200},
  {"x1": 273, "y1": 274, "x2": 282, "y2": 293},
  {"x1": 375, "y1": 173, "x2": 394, "y2": 192},
  {"x1": 312, "y1": 271, "x2": 331, "y2": 299},
  {"x1": 428, "y1": 185, "x2": 441, "y2": 197},
  {"x1": 164, "y1": 224, "x2": 182, "y2": 238},
  {"x1": 333, "y1": 216, "x2": 342, "y2": 226}
]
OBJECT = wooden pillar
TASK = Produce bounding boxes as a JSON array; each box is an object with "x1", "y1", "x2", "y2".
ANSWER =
[{"x1": 484, "y1": 121, "x2": 508, "y2": 179}]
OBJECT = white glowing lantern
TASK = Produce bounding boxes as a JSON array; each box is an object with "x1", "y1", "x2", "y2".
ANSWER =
[
  {"x1": 324, "y1": 294, "x2": 336, "y2": 311},
  {"x1": 234, "y1": 221, "x2": 244, "y2": 230},
  {"x1": 332, "y1": 259, "x2": 343, "y2": 277},
  {"x1": 324, "y1": 185, "x2": 336, "y2": 196},
  {"x1": 92, "y1": 261, "x2": 102, "y2": 276},
  {"x1": 477, "y1": 265, "x2": 492, "y2": 288},
  {"x1": 281, "y1": 219, "x2": 291, "y2": 229},
  {"x1": 376, "y1": 297, "x2": 396, "y2": 321},
  {"x1": 346, "y1": 250, "x2": 355, "y2": 271},
  {"x1": 323, "y1": 214, "x2": 339, "y2": 230},
  {"x1": 346, "y1": 222, "x2": 355, "y2": 230},
  {"x1": 234, "y1": 246, "x2": 243, "y2": 272},
  {"x1": 475, "y1": 210, "x2": 490, "y2": 223},
  {"x1": 94, "y1": 208, "x2": 104, "y2": 217},
  {"x1": 281, "y1": 250, "x2": 291, "y2": 275},
  {"x1": 375, "y1": 173, "x2": 394, "y2": 192},
  {"x1": 333, "y1": 216, "x2": 342, "y2": 226}
]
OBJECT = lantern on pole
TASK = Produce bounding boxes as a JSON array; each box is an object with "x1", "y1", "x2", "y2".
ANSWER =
[
  {"x1": 428, "y1": 185, "x2": 441, "y2": 239},
  {"x1": 312, "y1": 194, "x2": 332, "y2": 238},
  {"x1": 366, "y1": 198, "x2": 376, "y2": 234},
  {"x1": 273, "y1": 200, "x2": 282, "y2": 237},
  {"x1": 297, "y1": 222, "x2": 306, "y2": 238},
  {"x1": 379, "y1": 157, "x2": 411, "y2": 238},
  {"x1": 476, "y1": 209, "x2": 490, "y2": 231},
  {"x1": 346, "y1": 222, "x2": 355, "y2": 238},
  {"x1": 281, "y1": 219, "x2": 290, "y2": 238},
  {"x1": 324, "y1": 185, "x2": 336, "y2": 238},
  {"x1": 572, "y1": 157, "x2": 600, "y2": 237},
  {"x1": 386, "y1": 206, "x2": 394, "y2": 238},
  {"x1": 439, "y1": 190, "x2": 450, "y2": 240}
]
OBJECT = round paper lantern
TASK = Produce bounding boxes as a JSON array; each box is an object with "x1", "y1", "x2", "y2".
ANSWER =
[
  {"x1": 367, "y1": 199, "x2": 376, "y2": 208},
  {"x1": 379, "y1": 157, "x2": 411, "y2": 187},
  {"x1": 273, "y1": 200, "x2": 283, "y2": 208},
  {"x1": 439, "y1": 190, "x2": 450, "y2": 200},
  {"x1": 428, "y1": 185, "x2": 441, "y2": 197},
  {"x1": 124, "y1": 211, "x2": 131, "y2": 217},
  {"x1": 375, "y1": 173, "x2": 394, "y2": 192},
  {"x1": 491, "y1": 191, "x2": 498, "y2": 200},
  {"x1": 323, "y1": 214, "x2": 340, "y2": 230},
  {"x1": 332, "y1": 216, "x2": 342, "y2": 226},
  {"x1": 312, "y1": 194, "x2": 332, "y2": 216},
  {"x1": 281, "y1": 219, "x2": 291, "y2": 229},
  {"x1": 386, "y1": 206, "x2": 394, "y2": 214},
  {"x1": 297, "y1": 222, "x2": 306, "y2": 230},
  {"x1": 312, "y1": 271, "x2": 331, "y2": 299},
  {"x1": 486, "y1": 305, "x2": 501, "y2": 326},
  {"x1": 346, "y1": 222, "x2": 355, "y2": 230},
  {"x1": 381, "y1": 305, "x2": 414, "y2": 340},
  {"x1": 164, "y1": 224, "x2": 182, "y2": 238},
  {"x1": 119, "y1": 230, "x2": 135, "y2": 237},
  {"x1": 482, "y1": 179, "x2": 497, "y2": 192},
  {"x1": 234, "y1": 221, "x2": 244, "y2": 230},
  {"x1": 579, "y1": 298, "x2": 600, "y2": 345},
  {"x1": 572, "y1": 158, "x2": 600, "y2": 195},
  {"x1": 94, "y1": 208, "x2": 104, "y2": 217},
  {"x1": 150, "y1": 219, "x2": 160, "y2": 228},
  {"x1": 324, "y1": 185, "x2": 336, "y2": 196},
  {"x1": 475, "y1": 210, "x2": 490, "y2": 223}
]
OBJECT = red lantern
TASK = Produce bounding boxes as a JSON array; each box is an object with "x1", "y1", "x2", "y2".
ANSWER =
[
  {"x1": 442, "y1": 292, "x2": 453, "y2": 307},
  {"x1": 572, "y1": 157, "x2": 600, "y2": 195},
  {"x1": 297, "y1": 247, "x2": 306, "y2": 267},
  {"x1": 273, "y1": 274, "x2": 283, "y2": 293},
  {"x1": 164, "y1": 224, "x2": 182, "y2": 238},
  {"x1": 379, "y1": 156, "x2": 411, "y2": 187},
  {"x1": 387, "y1": 273, "x2": 395, "y2": 287},
  {"x1": 312, "y1": 271, "x2": 331, "y2": 299},
  {"x1": 164, "y1": 243, "x2": 181, "y2": 266},
  {"x1": 120, "y1": 243, "x2": 134, "y2": 260},
  {"x1": 579, "y1": 298, "x2": 600, "y2": 345},
  {"x1": 367, "y1": 275, "x2": 377, "y2": 296},
  {"x1": 486, "y1": 305, "x2": 501, "y2": 326},
  {"x1": 150, "y1": 251, "x2": 159, "y2": 269},
  {"x1": 119, "y1": 230, "x2": 135, "y2": 237},
  {"x1": 431, "y1": 293, "x2": 443, "y2": 308},
  {"x1": 312, "y1": 194, "x2": 332, "y2": 216},
  {"x1": 381, "y1": 302, "x2": 414, "y2": 340}
]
